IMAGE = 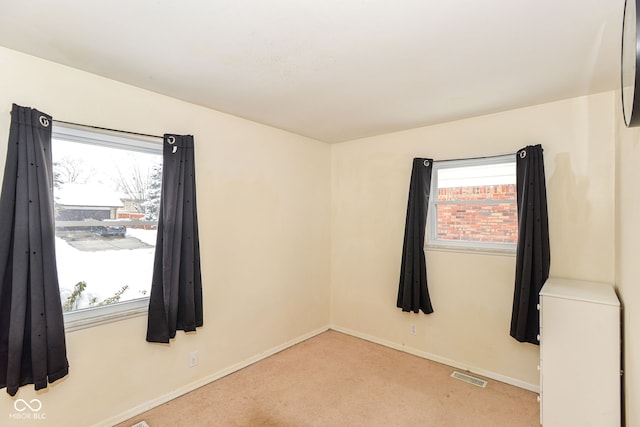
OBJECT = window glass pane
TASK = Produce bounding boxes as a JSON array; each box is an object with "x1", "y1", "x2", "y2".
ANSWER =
[
  {"x1": 52, "y1": 137, "x2": 162, "y2": 312},
  {"x1": 430, "y1": 157, "x2": 518, "y2": 250}
]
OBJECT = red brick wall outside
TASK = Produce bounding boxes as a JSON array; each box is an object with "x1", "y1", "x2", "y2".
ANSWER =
[
  {"x1": 436, "y1": 184, "x2": 517, "y2": 244},
  {"x1": 117, "y1": 211, "x2": 157, "y2": 230},
  {"x1": 117, "y1": 212, "x2": 144, "y2": 220}
]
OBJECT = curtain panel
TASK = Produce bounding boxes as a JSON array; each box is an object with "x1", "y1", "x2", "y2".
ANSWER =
[
  {"x1": 0, "y1": 104, "x2": 69, "y2": 395},
  {"x1": 147, "y1": 134, "x2": 203, "y2": 343},
  {"x1": 510, "y1": 144, "x2": 550, "y2": 344},
  {"x1": 397, "y1": 158, "x2": 434, "y2": 314}
]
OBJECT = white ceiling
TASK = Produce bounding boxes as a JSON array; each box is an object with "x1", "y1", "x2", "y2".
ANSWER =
[{"x1": 0, "y1": 1, "x2": 624, "y2": 143}]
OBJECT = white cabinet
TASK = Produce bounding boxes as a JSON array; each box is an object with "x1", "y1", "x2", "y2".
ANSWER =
[{"x1": 539, "y1": 278, "x2": 620, "y2": 426}]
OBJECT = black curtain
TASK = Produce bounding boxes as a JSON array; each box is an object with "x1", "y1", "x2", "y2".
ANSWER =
[
  {"x1": 147, "y1": 134, "x2": 203, "y2": 343},
  {"x1": 397, "y1": 158, "x2": 434, "y2": 314},
  {"x1": 510, "y1": 144, "x2": 550, "y2": 344},
  {"x1": 0, "y1": 104, "x2": 69, "y2": 395}
]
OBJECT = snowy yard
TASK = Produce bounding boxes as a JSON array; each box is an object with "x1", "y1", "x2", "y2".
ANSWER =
[{"x1": 56, "y1": 228, "x2": 157, "y2": 310}]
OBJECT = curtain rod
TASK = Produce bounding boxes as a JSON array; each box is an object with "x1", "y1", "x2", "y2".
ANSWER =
[
  {"x1": 52, "y1": 119, "x2": 164, "y2": 140},
  {"x1": 433, "y1": 152, "x2": 516, "y2": 163}
]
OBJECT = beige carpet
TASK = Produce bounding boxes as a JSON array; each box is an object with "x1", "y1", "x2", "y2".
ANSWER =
[{"x1": 118, "y1": 331, "x2": 539, "y2": 426}]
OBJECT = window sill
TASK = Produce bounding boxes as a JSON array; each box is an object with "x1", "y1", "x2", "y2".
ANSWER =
[
  {"x1": 426, "y1": 244, "x2": 516, "y2": 257},
  {"x1": 63, "y1": 297, "x2": 149, "y2": 332}
]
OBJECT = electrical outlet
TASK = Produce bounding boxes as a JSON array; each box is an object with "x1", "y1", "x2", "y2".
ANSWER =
[
  {"x1": 409, "y1": 324, "x2": 416, "y2": 335},
  {"x1": 189, "y1": 351, "x2": 199, "y2": 367}
]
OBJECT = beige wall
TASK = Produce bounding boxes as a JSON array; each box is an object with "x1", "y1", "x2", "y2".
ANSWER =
[
  {"x1": 616, "y1": 92, "x2": 640, "y2": 427},
  {"x1": 331, "y1": 91, "x2": 616, "y2": 389},
  {"x1": 0, "y1": 47, "x2": 331, "y2": 426}
]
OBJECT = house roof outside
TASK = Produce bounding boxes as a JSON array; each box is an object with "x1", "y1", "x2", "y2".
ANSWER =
[{"x1": 56, "y1": 183, "x2": 124, "y2": 209}]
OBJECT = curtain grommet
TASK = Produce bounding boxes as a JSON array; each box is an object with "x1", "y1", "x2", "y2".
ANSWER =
[
  {"x1": 39, "y1": 116, "x2": 50, "y2": 127},
  {"x1": 519, "y1": 150, "x2": 527, "y2": 159},
  {"x1": 423, "y1": 160, "x2": 430, "y2": 167},
  {"x1": 167, "y1": 136, "x2": 176, "y2": 144}
]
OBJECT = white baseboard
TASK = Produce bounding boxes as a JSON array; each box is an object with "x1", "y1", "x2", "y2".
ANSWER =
[
  {"x1": 330, "y1": 325, "x2": 540, "y2": 393},
  {"x1": 97, "y1": 325, "x2": 331, "y2": 427},
  {"x1": 99, "y1": 323, "x2": 537, "y2": 426}
]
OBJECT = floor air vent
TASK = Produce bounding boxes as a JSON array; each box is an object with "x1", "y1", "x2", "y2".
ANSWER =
[{"x1": 450, "y1": 371, "x2": 488, "y2": 388}]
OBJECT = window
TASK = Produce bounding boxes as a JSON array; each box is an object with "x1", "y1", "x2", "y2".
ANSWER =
[
  {"x1": 52, "y1": 125, "x2": 162, "y2": 330},
  {"x1": 427, "y1": 155, "x2": 517, "y2": 253}
]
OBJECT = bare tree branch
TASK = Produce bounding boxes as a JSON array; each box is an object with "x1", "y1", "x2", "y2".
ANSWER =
[{"x1": 54, "y1": 156, "x2": 93, "y2": 184}]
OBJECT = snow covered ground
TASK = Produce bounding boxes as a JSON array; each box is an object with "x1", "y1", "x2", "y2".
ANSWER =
[{"x1": 56, "y1": 228, "x2": 157, "y2": 310}]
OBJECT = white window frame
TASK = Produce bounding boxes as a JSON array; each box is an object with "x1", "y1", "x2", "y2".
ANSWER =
[
  {"x1": 52, "y1": 124, "x2": 162, "y2": 332},
  {"x1": 426, "y1": 154, "x2": 517, "y2": 256}
]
